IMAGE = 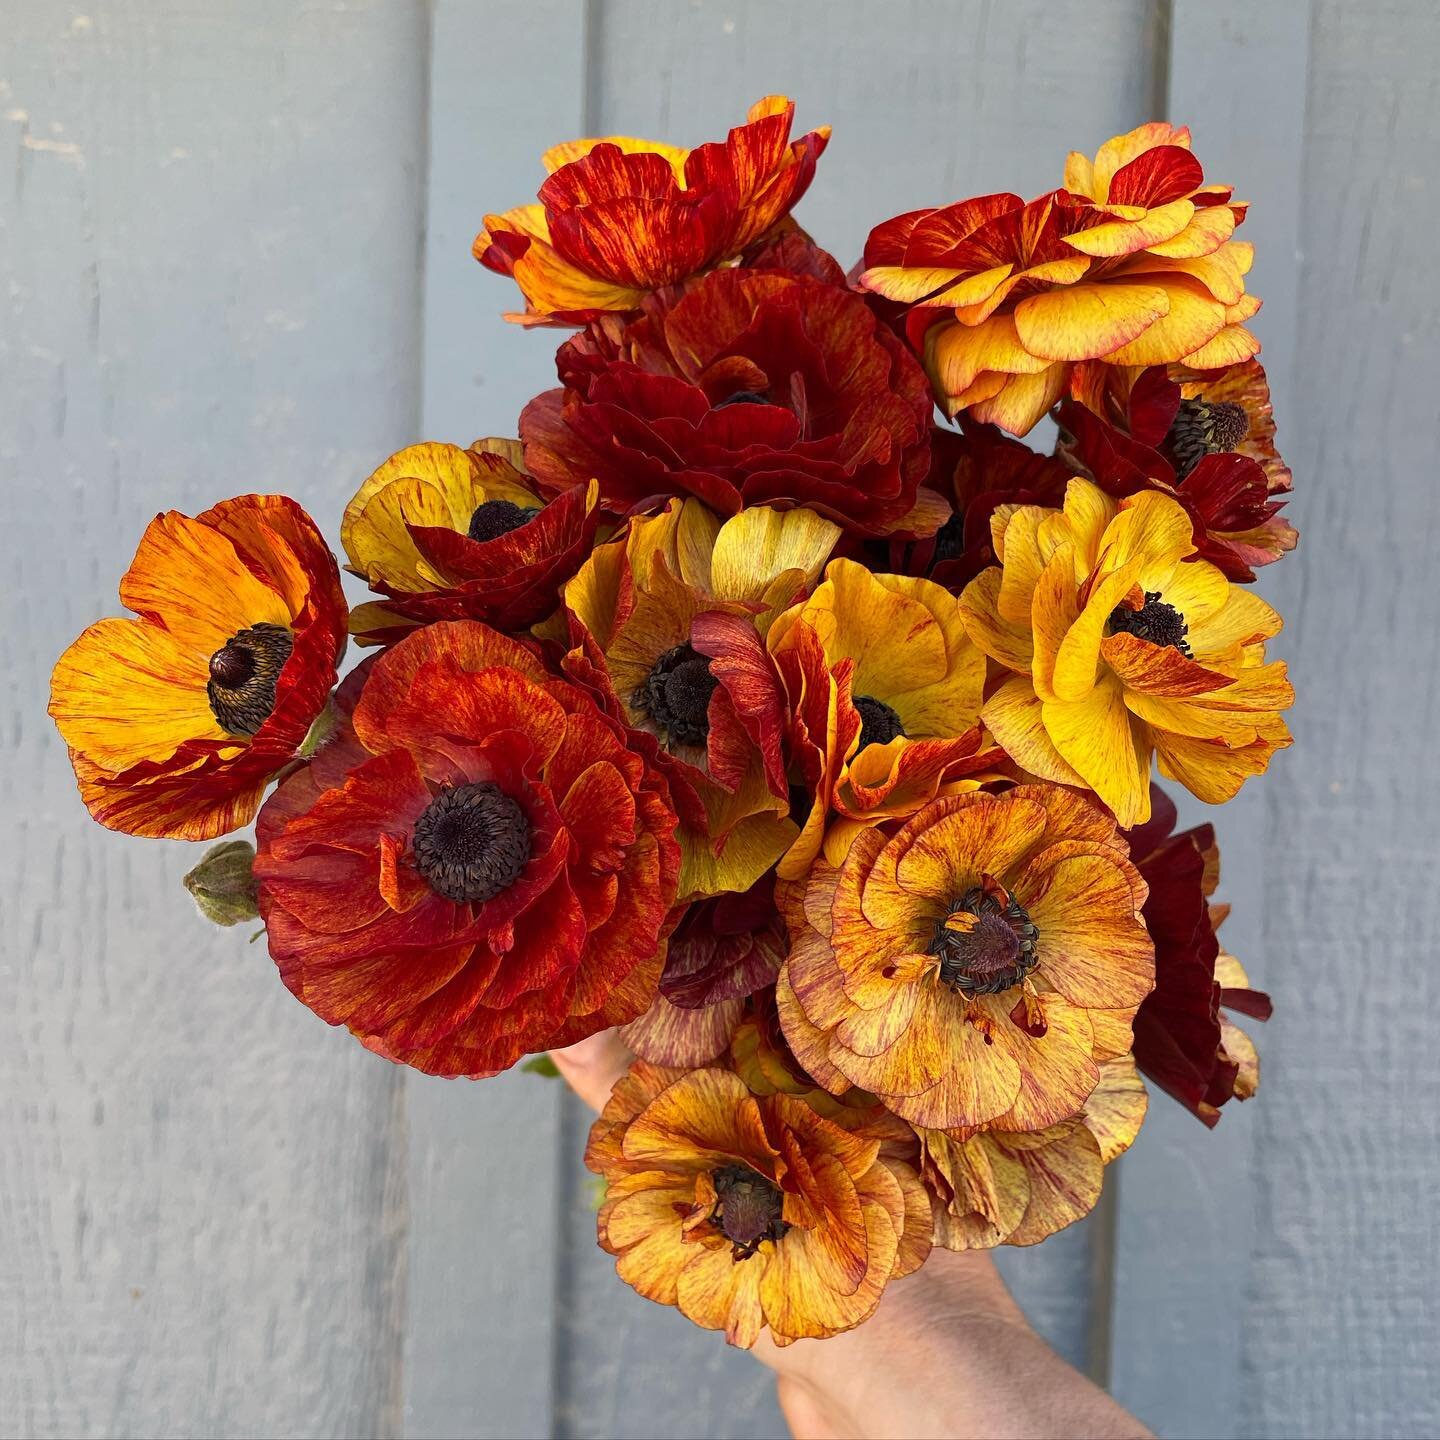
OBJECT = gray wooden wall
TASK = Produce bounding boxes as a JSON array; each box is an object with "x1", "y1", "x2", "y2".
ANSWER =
[{"x1": 2, "y1": 3, "x2": 1435, "y2": 1437}]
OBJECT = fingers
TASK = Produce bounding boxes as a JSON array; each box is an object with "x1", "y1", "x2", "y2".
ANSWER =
[{"x1": 549, "y1": 1028, "x2": 635, "y2": 1112}]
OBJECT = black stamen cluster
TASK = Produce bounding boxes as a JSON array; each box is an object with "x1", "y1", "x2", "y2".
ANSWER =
[
  {"x1": 928, "y1": 884, "x2": 1040, "y2": 996},
  {"x1": 632, "y1": 643, "x2": 719, "y2": 749},
  {"x1": 1107, "y1": 591, "x2": 1192, "y2": 656},
  {"x1": 206, "y1": 623, "x2": 294, "y2": 737},
  {"x1": 467, "y1": 498, "x2": 540, "y2": 543},
  {"x1": 411, "y1": 782, "x2": 531, "y2": 905},
  {"x1": 1167, "y1": 398, "x2": 1250, "y2": 479},
  {"x1": 711, "y1": 1164, "x2": 789, "y2": 1261},
  {"x1": 853, "y1": 694, "x2": 906, "y2": 751}
]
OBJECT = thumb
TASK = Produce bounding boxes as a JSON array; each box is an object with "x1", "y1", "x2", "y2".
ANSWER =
[{"x1": 549, "y1": 1027, "x2": 635, "y2": 1112}]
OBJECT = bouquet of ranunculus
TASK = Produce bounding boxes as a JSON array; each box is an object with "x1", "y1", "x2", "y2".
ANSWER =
[{"x1": 50, "y1": 98, "x2": 1289, "y2": 1348}]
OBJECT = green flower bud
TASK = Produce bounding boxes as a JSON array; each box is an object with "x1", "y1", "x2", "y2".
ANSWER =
[{"x1": 183, "y1": 840, "x2": 260, "y2": 927}]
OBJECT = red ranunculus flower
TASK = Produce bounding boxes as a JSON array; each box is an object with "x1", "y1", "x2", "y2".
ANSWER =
[
  {"x1": 253, "y1": 620, "x2": 681, "y2": 1077},
  {"x1": 1125, "y1": 786, "x2": 1271, "y2": 1125},
  {"x1": 520, "y1": 238, "x2": 949, "y2": 538}
]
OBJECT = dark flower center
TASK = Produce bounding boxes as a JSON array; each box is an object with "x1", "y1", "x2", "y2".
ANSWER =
[
  {"x1": 1107, "y1": 591, "x2": 1192, "y2": 656},
  {"x1": 713, "y1": 389, "x2": 771, "y2": 409},
  {"x1": 411, "y1": 782, "x2": 531, "y2": 904},
  {"x1": 853, "y1": 694, "x2": 905, "y2": 751},
  {"x1": 632, "y1": 643, "x2": 718, "y2": 749},
  {"x1": 711, "y1": 1164, "x2": 789, "y2": 1261},
  {"x1": 467, "y1": 498, "x2": 540, "y2": 543},
  {"x1": 931, "y1": 510, "x2": 966, "y2": 565},
  {"x1": 206, "y1": 623, "x2": 294, "y2": 737},
  {"x1": 1166, "y1": 398, "x2": 1249, "y2": 479},
  {"x1": 928, "y1": 877, "x2": 1040, "y2": 996}
]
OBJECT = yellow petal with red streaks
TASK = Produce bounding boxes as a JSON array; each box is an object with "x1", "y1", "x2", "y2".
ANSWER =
[
  {"x1": 1043, "y1": 672, "x2": 1152, "y2": 827},
  {"x1": 675, "y1": 1241, "x2": 768, "y2": 1347},
  {"x1": 1082, "y1": 1055, "x2": 1148, "y2": 1162},
  {"x1": 1012, "y1": 282, "x2": 1172, "y2": 363},
  {"x1": 980, "y1": 675, "x2": 1087, "y2": 786},
  {"x1": 1063, "y1": 199, "x2": 1196, "y2": 258},
  {"x1": 1100, "y1": 278, "x2": 1228, "y2": 367},
  {"x1": 50, "y1": 617, "x2": 227, "y2": 769},
  {"x1": 623, "y1": 1068, "x2": 777, "y2": 1173},
  {"x1": 1179, "y1": 323, "x2": 1260, "y2": 370},
  {"x1": 1004, "y1": 1122, "x2": 1104, "y2": 1245},
  {"x1": 963, "y1": 365, "x2": 1070, "y2": 436}
]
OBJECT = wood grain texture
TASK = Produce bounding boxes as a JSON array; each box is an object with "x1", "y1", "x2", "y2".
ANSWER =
[
  {"x1": 0, "y1": 3, "x2": 423, "y2": 1435},
  {"x1": 552, "y1": 6, "x2": 1167, "y2": 1434},
  {"x1": 1108, "y1": 5, "x2": 1311, "y2": 1435},
  {"x1": 1235, "y1": 4, "x2": 1440, "y2": 1435},
  {"x1": 403, "y1": 5, "x2": 584, "y2": 1437}
]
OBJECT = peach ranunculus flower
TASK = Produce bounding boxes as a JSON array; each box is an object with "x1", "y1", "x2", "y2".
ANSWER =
[
  {"x1": 859, "y1": 123, "x2": 1257, "y2": 436},
  {"x1": 586, "y1": 1062, "x2": 931, "y2": 1347},
  {"x1": 767, "y1": 557, "x2": 998, "y2": 879},
  {"x1": 918, "y1": 1054, "x2": 1147, "y2": 1249},
  {"x1": 562, "y1": 497, "x2": 839, "y2": 899},
  {"x1": 341, "y1": 440, "x2": 601, "y2": 642},
  {"x1": 49, "y1": 496, "x2": 347, "y2": 840},
  {"x1": 776, "y1": 784, "x2": 1154, "y2": 1131},
  {"x1": 959, "y1": 476, "x2": 1293, "y2": 828},
  {"x1": 475, "y1": 96, "x2": 829, "y2": 324}
]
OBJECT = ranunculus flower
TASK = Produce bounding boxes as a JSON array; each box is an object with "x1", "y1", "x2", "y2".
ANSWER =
[
  {"x1": 586, "y1": 1063, "x2": 931, "y2": 1346},
  {"x1": 918, "y1": 1055, "x2": 1147, "y2": 1248},
  {"x1": 50, "y1": 495, "x2": 346, "y2": 839},
  {"x1": 960, "y1": 477, "x2": 1293, "y2": 827},
  {"x1": 475, "y1": 96, "x2": 829, "y2": 323},
  {"x1": 341, "y1": 440, "x2": 601, "y2": 641},
  {"x1": 1124, "y1": 786, "x2": 1271, "y2": 1125},
  {"x1": 767, "y1": 557, "x2": 996, "y2": 877},
  {"x1": 562, "y1": 497, "x2": 839, "y2": 897},
  {"x1": 621, "y1": 877, "x2": 786, "y2": 1067},
  {"x1": 860, "y1": 123, "x2": 1257, "y2": 436},
  {"x1": 253, "y1": 620, "x2": 680, "y2": 1077},
  {"x1": 520, "y1": 248, "x2": 946, "y2": 537},
  {"x1": 777, "y1": 784, "x2": 1154, "y2": 1130}
]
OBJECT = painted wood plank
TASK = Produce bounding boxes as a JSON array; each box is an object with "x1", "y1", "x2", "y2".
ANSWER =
[
  {"x1": 0, "y1": 3, "x2": 423, "y2": 1436},
  {"x1": 403, "y1": 4, "x2": 586, "y2": 1438},
  {"x1": 553, "y1": 5, "x2": 1166, "y2": 1434},
  {"x1": 1106, "y1": 5, "x2": 1312, "y2": 1436},
  {"x1": 1231, "y1": 4, "x2": 1440, "y2": 1435}
]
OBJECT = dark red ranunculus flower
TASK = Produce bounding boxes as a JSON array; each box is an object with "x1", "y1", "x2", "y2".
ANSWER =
[
  {"x1": 519, "y1": 241, "x2": 949, "y2": 538},
  {"x1": 1125, "y1": 786, "x2": 1272, "y2": 1126},
  {"x1": 1057, "y1": 395, "x2": 1295, "y2": 582},
  {"x1": 253, "y1": 620, "x2": 681, "y2": 1077},
  {"x1": 618, "y1": 867, "x2": 787, "y2": 1068}
]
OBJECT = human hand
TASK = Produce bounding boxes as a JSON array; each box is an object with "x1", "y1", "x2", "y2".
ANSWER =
[{"x1": 551, "y1": 1031, "x2": 1151, "y2": 1440}]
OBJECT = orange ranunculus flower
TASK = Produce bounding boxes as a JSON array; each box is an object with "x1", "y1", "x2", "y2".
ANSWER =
[
  {"x1": 475, "y1": 96, "x2": 830, "y2": 324},
  {"x1": 341, "y1": 440, "x2": 602, "y2": 642},
  {"x1": 860, "y1": 123, "x2": 1257, "y2": 436},
  {"x1": 563, "y1": 497, "x2": 839, "y2": 898},
  {"x1": 959, "y1": 476, "x2": 1293, "y2": 827},
  {"x1": 767, "y1": 557, "x2": 997, "y2": 878},
  {"x1": 586, "y1": 1062, "x2": 931, "y2": 1347},
  {"x1": 919, "y1": 1054, "x2": 1147, "y2": 1249},
  {"x1": 253, "y1": 620, "x2": 680, "y2": 1077},
  {"x1": 776, "y1": 784, "x2": 1154, "y2": 1131},
  {"x1": 50, "y1": 496, "x2": 347, "y2": 840}
]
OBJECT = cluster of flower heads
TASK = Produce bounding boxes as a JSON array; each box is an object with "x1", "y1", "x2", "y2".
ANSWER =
[{"x1": 50, "y1": 99, "x2": 1287, "y2": 1347}]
